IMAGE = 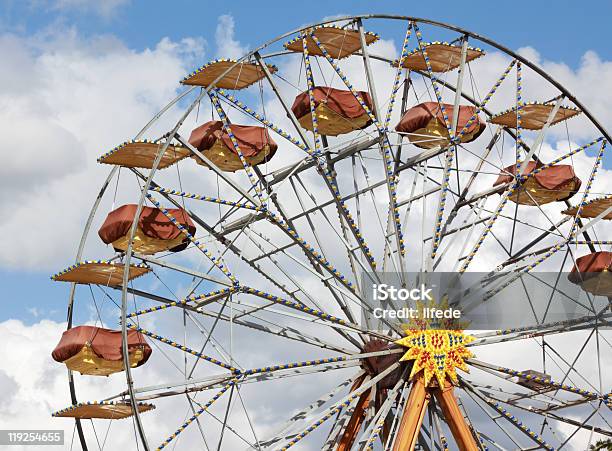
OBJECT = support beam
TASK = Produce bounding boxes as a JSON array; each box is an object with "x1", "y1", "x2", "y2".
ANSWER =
[
  {"x1": 434, "y1": 384, "x2": 479, "y2": 451},
  {"x1": 336, "y1": 388, "x2": 371, "y2": 451},
  {"x1": 254, "y1": 50, "x2": 312, "y2": 148},
  {"x1": 393, "y1": 375, "x2": 430, "y2": 451}
]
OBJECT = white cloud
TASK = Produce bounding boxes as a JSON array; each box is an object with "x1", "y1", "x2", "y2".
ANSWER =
[
  {"x1": 0, "y1": 28, "x2": 204, "y2": 270},
  {"x1": 35, "y1": 0, "x2": 130, "y2": 18},
  {"x1": 215, "y1": 14, "x2": 247, "y2": 60},
  {"x1": 516, "y1": 46, "x2": 612, "y2": 141}
]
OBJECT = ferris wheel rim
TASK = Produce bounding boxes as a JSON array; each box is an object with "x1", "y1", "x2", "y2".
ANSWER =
[{"x1": 60, "y1": 13, "x2": 611, "y2": 451}]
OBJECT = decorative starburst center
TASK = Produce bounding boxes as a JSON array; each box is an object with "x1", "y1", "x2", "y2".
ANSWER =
[{"x1": 395, "y1": 329, "x2": 474, "y2": 388}]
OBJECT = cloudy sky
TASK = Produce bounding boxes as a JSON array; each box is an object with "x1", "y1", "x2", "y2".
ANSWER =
[{"x1": 0, "y1": 0, "x2": 611, "y2": 449}]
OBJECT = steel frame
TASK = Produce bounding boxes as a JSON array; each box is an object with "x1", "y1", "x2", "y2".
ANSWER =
[{"x1": 61, "y1": 14, "x2": 611, "y2": 451}]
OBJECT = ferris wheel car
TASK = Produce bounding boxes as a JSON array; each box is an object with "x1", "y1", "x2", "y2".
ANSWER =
[
  {"x1": 52, "y1": 325, "x2": 152, "y2": 376},
  {"x1": 50, "y1": 260, "x2": 150, "y2": 286},
  {"x1": 392, "y1": 42, "x2": 485, "y2": 72},
  {"x1": 291, "y1": 86, "x2": 373, "y2": 136},
  {"x1": 490, "y1": 102, "x2": 581, "y2": 130},
  {"x1": 98, "y1": 204, "x2": 195, "y2": 255},
  {"x1": 97, "y1": 140, "x2": 191, "y2": 170},
  {"x1": 188, "y1": 120, "x2": 278, "y2": 172},
  {"x1": 284, "y1": 26, "x2": 378, "y2": 59},
  {"x1": 53, "y1": 401, "x2": 155, "y2": 419},
  {"x1": 494, "y1": 161, "x2": 581, "y2": 206},
  {"x1": 562, "y1": 195, "x2": 612, "y2": 219},
  {"x1": 395, "y1": 102, "x2": 486, "y2": 149},
  {"x1": 568, "y1": 251, "x2": 612, "y2": 297},
  {"x1": 181, "y1": 59, "x2": 277, "y2": 90}
]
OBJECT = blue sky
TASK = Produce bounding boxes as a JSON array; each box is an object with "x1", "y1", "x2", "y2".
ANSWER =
[
  {"x1": 1, "y1": 0, "x2": 611, "y2": 325},
  {"x1": 2, "y1": 0, "x2": 612, "y2": 67}
]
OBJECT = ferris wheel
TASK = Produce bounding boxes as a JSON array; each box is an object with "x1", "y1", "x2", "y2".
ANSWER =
[{"x1": 49, "y1": 14, "x2": 612, "y2": 451}]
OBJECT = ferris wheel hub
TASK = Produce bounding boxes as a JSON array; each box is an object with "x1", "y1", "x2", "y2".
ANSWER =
[{"x1": 396, "y1": 329, "x2": 474, "y2": 389}]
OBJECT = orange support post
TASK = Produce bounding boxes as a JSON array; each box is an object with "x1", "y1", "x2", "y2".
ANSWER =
[
  {"x1": 336, "y1": 389, "x2": 371, "y2": 451},
  {"x1": 434, "y1": 384, "x2": 479, "y2": 451},
  {"x1": 392, "y1": 374, "x2": 429, "y2": 451}
]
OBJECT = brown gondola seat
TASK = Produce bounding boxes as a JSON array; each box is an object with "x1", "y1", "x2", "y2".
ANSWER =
[
  {"x1": 563, "y1": 196, "x2": 612, "y2": 219},
  {"x1": 493, "y1": 161, "x2": 581, "y2": 206},
  {"x1": 51, "y1": 261, "x2": 150, "y2": 286},
  {"x1": 490, "y1": 102, "x2": 581, "y2": 130},
  {"x1": 395, "y1": 102, "x2": 485, "y2": 149},
  {"x1": 189, "y1": 120, "x2": 277, "y2": 172},
  {"x1": 52, "y1": 326, "x2": 152, "y2": 376},
  {"x1": 98, "y1": 204, "x2": 195, "y2": 255},
  {"x1": 181, "y1": 59, "x2": 277, "y2": 90},
  {"x1": 568, "y1": 251, "x2": 612, "y2": 297},
  {"x1": 291, "y1": 86, "x2": 373, "y2": 136},
  {"x1": 53, "y1": 401, "x2": 155, "y2": 419},
  {"x1": 392, "y1": 42, "x2": 485, "y2": 72},
  {"x1": 284, "y1": 26, "x2": 378, "y2": 59},
  {"x1": 97, "y1": 140, "x2": 190, "y2": 169}
]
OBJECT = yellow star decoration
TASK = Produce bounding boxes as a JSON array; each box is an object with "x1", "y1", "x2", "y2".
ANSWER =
[{"x1": 395, "y1": 329, "x2": 475, "y2": 389}]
